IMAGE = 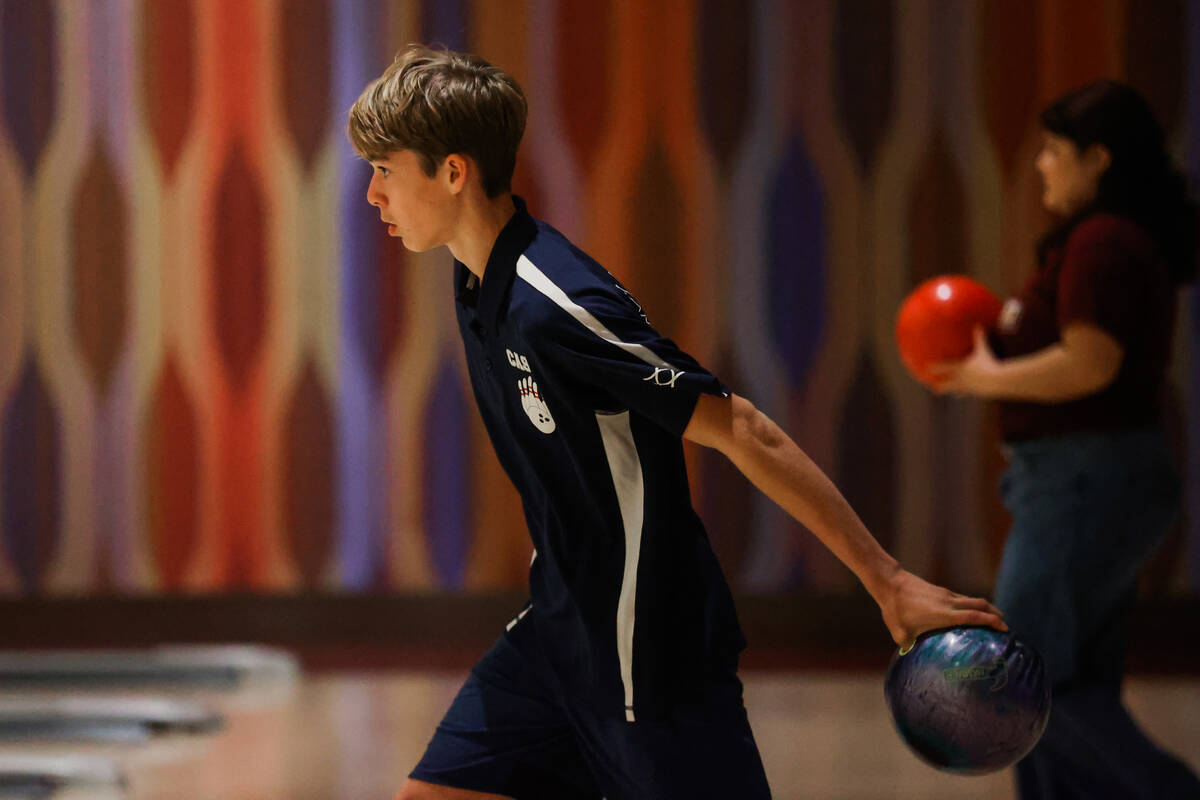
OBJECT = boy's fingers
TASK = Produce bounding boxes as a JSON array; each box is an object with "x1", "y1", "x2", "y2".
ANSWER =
[{"x1": 954, "y1": 595, "x2": 1004, "y2": 617}]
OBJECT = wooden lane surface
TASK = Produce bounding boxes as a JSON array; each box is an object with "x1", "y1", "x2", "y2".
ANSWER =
[{"x1": 0, "y1": 672, "x2": 1195, "y2": 799}]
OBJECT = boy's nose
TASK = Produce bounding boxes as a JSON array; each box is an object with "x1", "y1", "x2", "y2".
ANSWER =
[{"x1": 366, "y1": 175, "x2": 384, "y2": 206}]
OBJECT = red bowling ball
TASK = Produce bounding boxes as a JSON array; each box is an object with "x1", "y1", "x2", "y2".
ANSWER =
[{"x1": 895, "y1": 276, "x2": 1002, "y2": 387}]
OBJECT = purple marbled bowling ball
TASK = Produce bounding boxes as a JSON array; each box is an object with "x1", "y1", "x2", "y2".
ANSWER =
[{"x1": 884, "y1": 626, "x2": 1051, "y2": 774}]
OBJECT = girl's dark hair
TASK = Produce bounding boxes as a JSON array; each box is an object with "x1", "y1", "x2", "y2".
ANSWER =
[{"x1": 1037, "y1": 80, "x2": 1196, "y2": 283}]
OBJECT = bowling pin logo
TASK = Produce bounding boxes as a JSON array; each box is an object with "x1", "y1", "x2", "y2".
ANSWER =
[{"x1": 519, "y1": 376, "x2": 556, "y2": 434}]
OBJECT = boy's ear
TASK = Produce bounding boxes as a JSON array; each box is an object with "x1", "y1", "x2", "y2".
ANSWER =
[{"x1": 444, "y1": 153, "x2": 469, "y2": 194}]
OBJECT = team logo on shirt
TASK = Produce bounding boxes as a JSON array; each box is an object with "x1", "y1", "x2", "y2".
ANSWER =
[
  {"x1": 507, "y1": 350, "x2": 555, "y2": 433},
  {"x1": 615, "y1": 282, "x2": 650, "y2": 325},
  {"x1": 507, "y1": 349, "x2": 532, "y2": 373},
  {"x1": 644, "y1": 367, "x2": 685, "y2": 388},
  {"x1": 518, "y1": 376, "x2": 556, "y2": 434}
]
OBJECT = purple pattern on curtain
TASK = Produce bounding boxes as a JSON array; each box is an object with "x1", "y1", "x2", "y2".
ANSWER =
[
  {"x1": 767, "y1": 132, "x2": 825, "y2": 392},
  {"x1": 1, "y1": 354, "x2": 61, "y2": 591},
  {"x1": 91, "y1": 0, "x2": 135, "y2": 169},
  {"x1": 423, "y1": 358, "x2": 470, "y2": 588},
  {"x1": 422, "y1": 0, "x2": 468, "y2": 50},
  {"x1": 85, "y1": 0, "x2": 139, "y2": 591},
  {"x1": 334, "y1": 0, "x2": 388, "y2": 588},
  {"x1": 0, "y1": 0, "x2": 57, "y2": 180}
]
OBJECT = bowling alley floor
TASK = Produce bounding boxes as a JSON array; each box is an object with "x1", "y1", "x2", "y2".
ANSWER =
[{"x1": 6, "y1": 670, "x2": 1197, "y2": 800}]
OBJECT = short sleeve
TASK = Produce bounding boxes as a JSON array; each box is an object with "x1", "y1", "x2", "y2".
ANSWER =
[
  {"x1": 525, "y1": 284, "x2": 729, "y2": 436},
  {"x1": 1057, "y1": 219, "x2": 1146, "y2": 343}
]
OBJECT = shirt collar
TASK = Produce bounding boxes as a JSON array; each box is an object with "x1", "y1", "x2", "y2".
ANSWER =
[{"x1": 455, "y1": 195, "x2": 537, "y2": 335}]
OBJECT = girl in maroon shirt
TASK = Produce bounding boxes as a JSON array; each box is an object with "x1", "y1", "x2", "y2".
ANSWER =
[{"x1": 937, "y1": 81, "x2": 1200, "y2": 799}]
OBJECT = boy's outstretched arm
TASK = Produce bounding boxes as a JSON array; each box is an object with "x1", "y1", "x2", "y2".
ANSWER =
[{"x1": 683, "y1": 392, "x2": 1007, "y2": 649}]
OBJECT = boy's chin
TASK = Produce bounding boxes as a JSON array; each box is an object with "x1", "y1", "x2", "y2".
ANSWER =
[{"x1": 400, "y1": 238, "x2": 438, "y2": 254}]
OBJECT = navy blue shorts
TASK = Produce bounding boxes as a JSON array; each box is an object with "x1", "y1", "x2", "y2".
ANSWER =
[{"x1": 410, "y1": 616, "x2": 771, "y2": 800}]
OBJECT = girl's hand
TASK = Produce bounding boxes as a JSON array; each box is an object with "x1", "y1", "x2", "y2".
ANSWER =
[{"x1": 929, "y1": 326, "x2": 999, "y2": 397}]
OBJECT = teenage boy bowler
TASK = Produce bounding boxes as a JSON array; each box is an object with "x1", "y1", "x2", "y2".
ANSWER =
[{"x1": 348, "y1": 45, "x2": 1006, "y2": 800}]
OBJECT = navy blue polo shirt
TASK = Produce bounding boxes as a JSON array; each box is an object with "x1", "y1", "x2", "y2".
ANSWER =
[{"x1": 453, "y1": 197, "x2": 746, "y2": 722}]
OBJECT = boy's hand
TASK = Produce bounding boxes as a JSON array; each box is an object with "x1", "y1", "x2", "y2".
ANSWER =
[{"x1": 875, "y1": 567, "x2": 1007, "y2": 653}]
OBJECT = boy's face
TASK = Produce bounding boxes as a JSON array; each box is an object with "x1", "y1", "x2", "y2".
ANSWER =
[{"x1": 366, "y1": 150, "x2": 458, "y2": 252}]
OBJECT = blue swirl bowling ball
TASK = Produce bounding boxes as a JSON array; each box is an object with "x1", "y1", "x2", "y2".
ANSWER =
[{"x1": 884, "y1": 626, "x2": 1051, "y2": 774}]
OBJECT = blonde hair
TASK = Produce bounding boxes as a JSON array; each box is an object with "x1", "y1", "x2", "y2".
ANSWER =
[{"x1": 347, "y1": 44, "x2": 527, "y2": 198}]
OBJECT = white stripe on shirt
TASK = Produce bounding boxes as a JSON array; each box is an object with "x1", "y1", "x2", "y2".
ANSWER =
[
  {"x1": 515, "y1": 255, "x2": 676, "y2": 371},
  {"x1": 594, "y1": 411, "x2": 645, "y2": 722}
]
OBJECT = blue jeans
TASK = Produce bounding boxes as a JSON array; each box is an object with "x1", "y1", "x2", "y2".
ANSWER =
[{"x1": 996, "y1": 428, "x2": 1200, "y2": 799}]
